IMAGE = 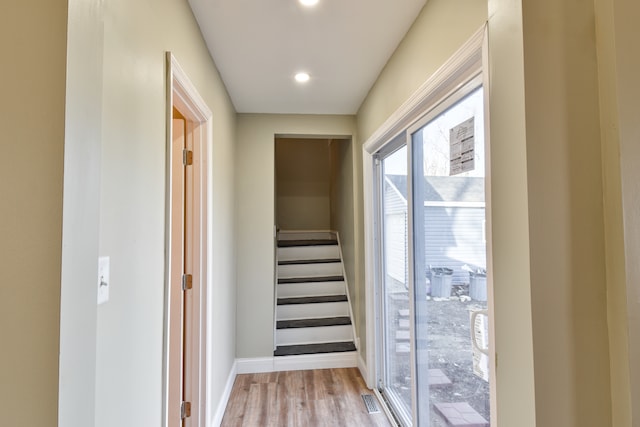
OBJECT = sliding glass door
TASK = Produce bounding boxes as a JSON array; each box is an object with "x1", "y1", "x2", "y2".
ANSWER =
[
  {"x1": 376, "y1": 81, "x2": 491, "y2": 426},
  {"x1": 378, "y1": 143, "x2": 412, "y2": 425}
]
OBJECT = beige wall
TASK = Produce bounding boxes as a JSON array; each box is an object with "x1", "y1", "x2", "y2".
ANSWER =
[
  {"x1": 595, "y1": 0, "x2": 640, "y2": 424},
  {"x1": 519, "y1": 0, "x2": 611, "y2": 424},
  {"x1": 91, "y1": 0, "x2": 237, "y2": 426},
  {"x1": 329, "y1": 139, "x2": 361, "y2": 351},
  {"x1": 594, "y1": 2, "x2": 631, "y2": 424},
  {"x1": 276, "y1": 139, "x2": 332, "y2": 230},
  {"x1": 0, "y1": 2, "x2": 67, "y2": 426},
  {"x1": 485, "y1": 0, "x2": 538, "y2": 423},
  {"x1": 58, "y1": 0, "x2": 104, "y2": 425},
  {"x1": 2, "y1": 1, "x2": 238, "y2": 425},
  {"x1": 236, "y1": 114, "x2": 356, "y2": 357},
  {"x1": 614, "y1": 0, "x2": 640, "y2": 419}
]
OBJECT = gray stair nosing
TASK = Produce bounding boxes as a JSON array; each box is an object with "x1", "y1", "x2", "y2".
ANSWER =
[
  {"x1": 277, "y1": 295, "x2": 348, "y2": 305},
  {"x1": 276, "y1": 316, "x2": 352, "y2": 329},
  {"x1": 278, "y1": 258, "x2": 342, "y2": 265},
  {"x1": 277, "y1": 239, "x2": 338, "y2": 248},
  {"x1": 278, "y1": 275, "x2": 344, "y2": 284},
  {"x1": 273, "y1": 341, "x2": 357, "y2": 357},
  {"x1": 278, "y1": 280, "x2": 345, "y2": 288}
]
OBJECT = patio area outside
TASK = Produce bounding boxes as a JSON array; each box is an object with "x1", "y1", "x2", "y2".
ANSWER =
[{"x1": 385, "y1": 278, "x2": 490, "y2": 426}]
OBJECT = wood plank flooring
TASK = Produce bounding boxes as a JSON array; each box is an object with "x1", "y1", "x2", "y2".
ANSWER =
[{"x1": 220, "y1": 368, "x2": 393, "y2": 427}]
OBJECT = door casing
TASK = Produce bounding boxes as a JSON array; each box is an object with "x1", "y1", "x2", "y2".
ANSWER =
[{"x1": 163, "y1": 52, "x2": 212, "y2": 427}]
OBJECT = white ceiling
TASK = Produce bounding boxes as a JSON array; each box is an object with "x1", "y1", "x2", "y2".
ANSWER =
[{"x1": 188, "y1": 0, "x2": 427, "y2": 115}]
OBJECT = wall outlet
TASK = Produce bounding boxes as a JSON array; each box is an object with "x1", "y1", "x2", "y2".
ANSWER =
[{"x1": 97, "y1": 256, "x2": 110, "y2": 305}]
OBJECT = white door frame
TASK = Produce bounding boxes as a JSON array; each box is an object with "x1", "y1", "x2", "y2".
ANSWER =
[
  {"x1": 163, "y1": 52, "x2": 212, "y2": 427},
  {"x1": 361, "y1": 25, "x2": 496, "y2": 425}
]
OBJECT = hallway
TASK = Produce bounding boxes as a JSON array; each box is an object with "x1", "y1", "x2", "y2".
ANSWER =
[{"x1": 4, "y1": 0, "x2": 639, "y2": 425}]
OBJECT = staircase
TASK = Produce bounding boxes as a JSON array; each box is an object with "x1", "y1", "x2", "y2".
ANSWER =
[{"x1": 274, "y1": 231, "x2": 357, "y2": 357}]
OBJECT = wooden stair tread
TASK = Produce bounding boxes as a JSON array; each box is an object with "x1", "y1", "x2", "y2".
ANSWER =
[
  {"x1": 278, "y1": 275, "x2": 344, "y2": 284},
  {"x1": 278, "y1": 258, "x2": 341, "y2": 265},
  {"x1": 277, "y1": 239, "x2": 338, "y2": 248},
  {"x1": 274, "y1": 341, "x2": 356, "y2": 357},
  {"x1": 277, "y1": 295, "x2": 347, "y2": 305},
  {"x1": 277, "y1": 316, "x2": 352, "y2": 329}
]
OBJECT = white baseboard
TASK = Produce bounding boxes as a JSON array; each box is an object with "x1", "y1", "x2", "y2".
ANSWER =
[
  {"x1": 357, "y1": 353, "x2": 371, "y2": 388},
  {"x1": 211, "y1": 360, "x2": 237, "y2": 427},
  {"x1": 274, "y1": 351, "x2": 357, "y2": 371},
  {"x1": 235, "y1": 351, "x2": 358, "y2": 374},
  {"x1": 236, "y1": 357, "x2": 275, "y2": 374}
]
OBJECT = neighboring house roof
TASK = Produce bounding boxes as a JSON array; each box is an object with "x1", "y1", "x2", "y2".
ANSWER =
[{"x1": 386, "y1": 175, "x2": 485, "y2": 203}]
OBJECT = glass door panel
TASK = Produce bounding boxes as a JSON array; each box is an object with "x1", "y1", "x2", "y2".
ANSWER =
[
  {"x1": 411, "y1": 86, "x2": 490, "y2": 426},
  {"x1": 379, "y1": 145, "x2": 412, "y2": 425}
]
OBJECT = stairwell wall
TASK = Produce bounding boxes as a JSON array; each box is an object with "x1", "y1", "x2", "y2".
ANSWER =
[
  {"x1": 275, "y1": 138, "x2": 332, "y2": 230},
  {"x1": 329, "y1": 139, "x2": 361, "y2": 351}
]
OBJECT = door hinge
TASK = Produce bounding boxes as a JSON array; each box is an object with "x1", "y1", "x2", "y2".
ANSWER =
[
  {"x1": 183, "y1": 149, "x2": 193, "y2": 166},
  {"x1": 180, "y1": 401, "x2": 191, "y2": 419},
  {"x1": 182, "y1": 273, "x2": 193, "y2": 291}
]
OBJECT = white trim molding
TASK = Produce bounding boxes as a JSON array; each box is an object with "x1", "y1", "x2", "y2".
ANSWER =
[
  {"x1": 163, "y1": 52, "x2": 213, "y2": 427},
  {"x1": 363, "y1": 27, "x2": 485, "y2": 154},
  {"x1": 236, "y1": 352, "x2": 358, "y2": 375},
  {"x1": 357, "y1": 353, "x2": 369, "y2": 386},
  {"x1": 170, "y1": 55, "x2": 212, "y2": 122},
  {"x1": 211, "y1": 361, "x2": 237, "y2": 427},
  {"x1": 236, "y1": 357, "x2": 276, "y2": 375}
]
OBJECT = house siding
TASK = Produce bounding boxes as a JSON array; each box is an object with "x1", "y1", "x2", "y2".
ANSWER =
[
  {"x1": 424, "y1": 206, "x2": 486, "y2": 283},
  {"x1": 384, "y1": 180, "x2": 408, "y2": 285},
  {"x1": 384, "y1": 179, "x2": 486, "y2": 286}
]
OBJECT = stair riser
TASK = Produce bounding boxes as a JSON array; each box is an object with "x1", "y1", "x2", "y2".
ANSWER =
[
  {"x1": 276, "y1": 325, "x2": 353, "y2": 346},
  {"x1": 277, "y1": 301, "x2": 349, "y2": 320},
  {"x1": 278, "y1": 232, "x2": 335, "y2": 241},
  {"x1": 277, "y1": 262, "x2": 343, "y2": 279},
  {"x1": 278, "y1": 245, "x2": 340, "y2": 262},
  {"x1": 278, "y1": 281, "x2": 346, "y2": 298}
]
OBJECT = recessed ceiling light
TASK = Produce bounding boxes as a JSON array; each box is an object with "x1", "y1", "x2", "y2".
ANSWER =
[
  {"x1": 295, "y1": 72, "x2": 310, "y2": 83},
  {"x1": 299, "y1": 0, "x2": 319, "y2": 6}
]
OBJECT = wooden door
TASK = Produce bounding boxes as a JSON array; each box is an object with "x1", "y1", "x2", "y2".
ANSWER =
[{"x1": 169, "y1": 110, "x2": 195, "y2": 426}]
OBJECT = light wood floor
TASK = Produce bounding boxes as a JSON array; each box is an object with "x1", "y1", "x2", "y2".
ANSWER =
[{"x1": 220, "y1": 367, "x2": 393, "y2": 427}]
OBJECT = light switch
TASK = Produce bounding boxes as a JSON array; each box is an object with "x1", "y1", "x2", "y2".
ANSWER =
[{"x1": 98, "y1": 256, "x2": 110, "y2": 305}]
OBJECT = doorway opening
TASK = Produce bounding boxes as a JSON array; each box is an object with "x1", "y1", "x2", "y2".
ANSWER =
[
  {"x1": 163, "y1": 53, "x2": 211, "y2": 427},
  {"x1": 273, "y1": 136, "x2": 359, "y2": 360}
]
